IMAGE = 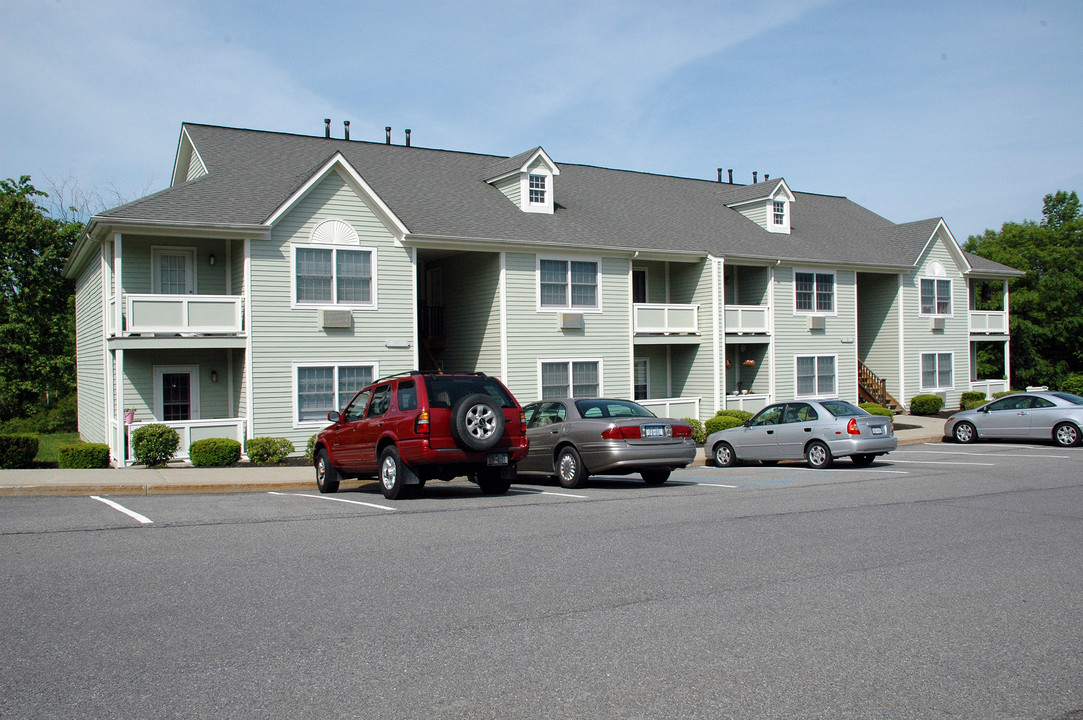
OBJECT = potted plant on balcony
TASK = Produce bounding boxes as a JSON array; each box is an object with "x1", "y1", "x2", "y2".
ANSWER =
[{"x1": 743, "y1": 359, "x2": 756, "y2": 367}]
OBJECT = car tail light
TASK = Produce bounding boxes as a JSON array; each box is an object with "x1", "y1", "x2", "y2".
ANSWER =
[
  {"x1": 415, "y1": 411, "x2": 430, "y2": 435},
  {"x1": 519, "y1": 411, "x2": 527, "y2": 434},
  {"x1": 602, "y1": 426, "x2": 642, "y2": 440},
  {"x1": 847, "y1": 417, "x2": 860, "y2": 435},
  {"x1": 671, "y1": 425, "x2": 693, "y2": 438}
]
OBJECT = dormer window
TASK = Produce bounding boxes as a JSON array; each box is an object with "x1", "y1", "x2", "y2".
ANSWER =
[
  {"x1": 773, "y1": 201, "x2": 786, "y2": 226},
  {"x1": 529, "y1": 173, "x2": 547, "y2": 205},
  {"x1": 485, "y1": 147, "x2": 559, "y2": 215}
]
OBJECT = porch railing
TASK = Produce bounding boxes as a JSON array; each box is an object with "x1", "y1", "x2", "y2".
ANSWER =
[
  {"x1": 123, "y1": 294, "x2": 244, "y2": 335},
  {"x1": 723, "y1": 393, "x2": 770, "y2": 414},
  {"x1": 970, "y1": 379, "x2": 1009, "y2": 397},
  {"x1": 724, "y1": 304, "x2": 769, "y2": 334},
  {"x1": 969, "y1": 310, "x2": 1008, "y2": 334},
  {"x1": 633, "y1": 304, "x2": 699, "y2": 334},
  {"x1": 125, "y1": 418, "x2": 246, "y2": 465},
  {"x1": 638, "y1": 396, "x2": 701, "y2": 420}
]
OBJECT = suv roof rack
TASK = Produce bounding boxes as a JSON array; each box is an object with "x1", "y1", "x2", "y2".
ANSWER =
[{"x1": 372, "y1": 370, "x2": 489, "y2": 384}]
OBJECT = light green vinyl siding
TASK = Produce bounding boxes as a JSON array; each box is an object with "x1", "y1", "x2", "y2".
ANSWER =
[
  {"x1": 436, "y1": 252, "x2": 502, "y2": 376},
  {"x1": 857, "y1": 273, "x2": 901, "y2": 399},
  {"x1": 185, "y1": 152, "x2": 207, "y2": 182},
  {"x1": 634, "y1": 346, "x2": 670, "y2": 398},
  {"x1": 120, "y1": 349, "x2": 232, "y2": 422},
  {"x1": 248, "y1": 169, "x2": 414, "y2": 449},
  {"x1": 118, "y1": 234, "x2": 231, "y2": 295},
  {"x1": 75, "y1": 256, "x2": 106, "y2": 443},
  {"x1": 902, "y1": 234, "x2": 969, "y2": 409},
  {"x1": 772, "y1": 266, "x2": 858, "y2": 401},
  {"x1": 668, "y1": 261, "x2": 714, "y2": 409},
  {"x1": 503, "y1": 252, "x2": 631, "y2": 402},
  {"x1": 633, "y1": 260, "x2": 668, "y2": 303},
  {"x1": 494, "y1": 176, "x2": 521, "y2": 207},
  {"x1": 736, "y1": 202, "x2": 768, "y2": 229}
]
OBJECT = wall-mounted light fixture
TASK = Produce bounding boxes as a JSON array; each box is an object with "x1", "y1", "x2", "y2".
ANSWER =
[
  {"x1": 211, "y1": 371, "x2": 219, "y2": 383},
  {"x1": 208, "y1": 254, "x2": 216, "y2": 266}
]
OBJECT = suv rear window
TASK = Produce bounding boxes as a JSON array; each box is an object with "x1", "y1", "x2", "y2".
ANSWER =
[{"x1": 423, "y1": 375, "x2": 516, "y2": 409}]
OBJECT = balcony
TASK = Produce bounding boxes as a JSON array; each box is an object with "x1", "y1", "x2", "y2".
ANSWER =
[
  {"x1": 633, "y1": 303, "x2": 700, "y2": 344},
  {"x1": 109, "y1": 294, "x2": 247, "y2": 349},
  {"x1": 969, "y1": 310, "x2": 1008, "y2": 335},
  {"x1": 725, "y1": 304, "x2": 769, "y2": 335}
]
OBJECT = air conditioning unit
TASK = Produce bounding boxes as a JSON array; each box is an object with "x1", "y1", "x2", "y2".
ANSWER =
[
  {"x1": 807, "y1": 315, "x2": 825, "y2": 330},
  {"x1": 560, "y1": 313, "x2": 585, "y2": 330},
  {"x1": 318, "y1": 308, "x2": 353, "y2": 329},
  {"x1": 930, "y1": 317, "x2": 945, "y2": 331}
]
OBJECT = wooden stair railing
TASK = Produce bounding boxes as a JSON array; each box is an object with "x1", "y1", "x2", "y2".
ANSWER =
[{"x1": 858, "y1": 359, "x2": 902, "y2": 410}]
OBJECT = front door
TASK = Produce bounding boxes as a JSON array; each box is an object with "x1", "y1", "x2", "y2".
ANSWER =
[
  {"x1": 153, "y1": 248, "x2": 195, "y2": 294},
  {"x1": 154, "y1": 365, "x2": 200, "y2": 421}
]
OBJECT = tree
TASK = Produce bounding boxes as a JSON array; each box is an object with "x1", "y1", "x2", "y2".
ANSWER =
[
  {"x1": 0, "y1": 176, "x2": 83, "y2": 421},
  {"x1": 964, "y1": 190, "x2": 1083, "y2": 391}
]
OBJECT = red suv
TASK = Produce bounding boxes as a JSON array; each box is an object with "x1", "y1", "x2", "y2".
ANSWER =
[{"x1": 312, "y1": 371, "x2": 528, "y2": 499}]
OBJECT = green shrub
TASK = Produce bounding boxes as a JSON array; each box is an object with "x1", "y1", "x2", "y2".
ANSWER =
[
  {"x1": 58, "y1": 443, "x2": 111, "y2": 469},
  {"x1": 909, "y1": 394, "x2": 944, "y2": 415},
  {"x1": 960, "y1": 391, "x2": 987, "y2": 410},
  {"x1": 1057, "y1": 373, "x2": 1083, "y2": 396},
  {"x1": 715, "y1": 409, "x2": 754, "y2": 423},
  {"x1": 860, "y1": 402, "x2": 894, "y2": 418},
  {"x1": 246, "y1": 437, "x2": 295, "y2": 465},
  {"x1": 705, "y1": 415, "x2": 744, "y2": 435},
  {"x1": 305, "y1": 434, "x2": 318, "y2": 462},
  {"x1": 682, "y1": 418, "x2": 706, "y2": 445},
  {"x1": 0, "y1": 394, "x2": 78, "y2": 434},
  {"x1": 131, "y1": 424, "x2": 180, "y2": 467},
  {"x1": 0, "y1": 434, "x2": 40, "y2": 469},
  {"x1": 189, "y1": 438, "x2": 241, "y2": 467}
]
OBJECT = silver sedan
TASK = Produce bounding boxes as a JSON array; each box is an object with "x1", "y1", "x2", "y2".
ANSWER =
[
  {"x1": 707, "y1": 399, "x2": 897, "y2": 469},
  {"x1": 518, "y1": 398, "x2": 696, "y2": 488},
  {"x1": 944, "y1": 391, "x2": 1083, "y2": 447}
]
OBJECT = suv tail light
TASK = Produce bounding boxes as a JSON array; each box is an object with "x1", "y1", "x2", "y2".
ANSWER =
[
  {"x1": 415, "y1": 410, "x2": 430, "y2": 435},
  {"x1": 602, "y1": 426, "x2": 642, "y2": 440},
  {"x1": 671, "y1": 425, "x2": 693, "y2": 438},
  {"x1": 847, "y1": 417, "x2": 860, "y2": 435},
  {"x1": 520, "y1": 411, "x2": 527, "y2": 434}
]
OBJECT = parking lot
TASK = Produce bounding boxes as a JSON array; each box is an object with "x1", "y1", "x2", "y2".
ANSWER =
[{"x1": 3, "y1": 443, "x2": 1081, "y2": 719}]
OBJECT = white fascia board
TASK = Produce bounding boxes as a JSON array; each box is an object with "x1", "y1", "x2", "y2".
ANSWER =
[
  {"x1": 403, "y1": 233, "x2": 705, "y2": 261},
  {"x1": 263, "y1": 152, "x2": 410, "y2": 237},
  {"x1": 522, "y1": 147, "x2": 560, "y2": 175},
  {"x1": 768, "y1": 180, "x2": 795, "y2": 203},
  {"x1": 170, "y1": 126, "x2": 207, "y2": 187},
  {"x1": 914, "y1": 219, "x2": 971, "y2": 274}
]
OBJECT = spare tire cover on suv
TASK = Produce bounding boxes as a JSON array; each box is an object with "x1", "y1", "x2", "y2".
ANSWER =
[{"x1": 450, "y1": 393, "x2": 505, "y2": 452}]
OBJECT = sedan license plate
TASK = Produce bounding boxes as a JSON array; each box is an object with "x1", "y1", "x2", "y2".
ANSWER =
[
  {"x1": 871, "y1": 426, "x2": 884, "y2": 435},
  {"x1": 642, "y1": 425, "x2": 667, "y2": 439},
  {"x1": 486, "y1": 453, "x2": 509, "y2": 467}
]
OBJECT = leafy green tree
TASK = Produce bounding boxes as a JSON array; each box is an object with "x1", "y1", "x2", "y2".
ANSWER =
[
  {"x1": 964, "y1": 190, "x2": 1083, "y2": 390},
  {"x1": 0, "y1": 176, "x2": 83, "y2": 421}
]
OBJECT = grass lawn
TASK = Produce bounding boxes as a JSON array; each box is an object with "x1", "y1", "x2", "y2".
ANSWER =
[{"x1": 34, "y1": 432, "x2": 82, "y2": 464}]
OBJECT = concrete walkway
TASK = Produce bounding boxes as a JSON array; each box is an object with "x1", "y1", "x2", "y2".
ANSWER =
[{"x1": 0, "y1": 414, "x2": 949, "y2": 497}]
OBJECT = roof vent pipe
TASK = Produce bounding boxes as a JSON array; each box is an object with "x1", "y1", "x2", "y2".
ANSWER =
[
  {"x1": 385, "y1": 126, "x2": 392, "y2": 144},
  {"x1": 727, "y1": 169, "x2": 733, "y2": 184},
  {"x1": 405, "y1": 129, "x2": 411, "y2": 147},
  {"x1": 753, "y1": 171, "x2": 758, "y2": 183},
  {"x1": 717, "y1": 168, "x2": 722, "y2": 183},
  {"x1": 324, "y1": 118, "x2": 331, "y2": 138},
  {"x1": 344, "y1": 120, "x2": 350, "y2": 140},
  {"x1": 764, "y1": 173, "x2": 769, "y2": 181}
]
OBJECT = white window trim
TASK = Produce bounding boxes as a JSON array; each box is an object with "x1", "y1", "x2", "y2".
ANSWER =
[
  {"x1": 151, "y1": 246, "x2": 197, "y2": 294},
  {"x1": 537, "y1": 358, "x2": 604, "y2": 399},
  {"x1": 292, "y1": 361, "x2": 379, "y2": 428},
  {"x1": 766, "y1": 197, "x2": 790, "y2": 234},
  {"x1": 521, "y1": 169, "x2": 553, "y2": 214},
  {"x1": 918, "y1": 276, "x2": 954, "y2": 317},
  {"x1": 919, "y1": 351, "x2": 954, "y2": 391},
  {"x1": 536, "y1": 255, "x2": 603, "y2": 312},
  {"x1": 792, "y1": 268, "x2": 837, "y2": 316},
  {"x1": 634, "y1": 357, "x2": 650, "y2": 400},
  {"x1": 290, "y1": 242, "x2": 379, "y2": 310},
  {"x1": 794, "y1": 354, "x2": 838, "y2": 399},
  {"x1": 153, "y1": 365, "x2": 200, "y2": 421}
]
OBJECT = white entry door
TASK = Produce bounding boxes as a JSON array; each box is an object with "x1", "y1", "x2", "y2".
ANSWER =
[{"x1": 152, "y1": 248, "x2": 195, "y2": 294}]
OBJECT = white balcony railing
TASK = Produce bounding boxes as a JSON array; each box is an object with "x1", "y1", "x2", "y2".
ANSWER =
[
  {"x1": 970, "y1": 379, "x2": 1009, "y2": 397},
  {"x1": 633, "y1": 303, "x2": 699, "y2": 334},
  {"x1": 724, "y1": 304, "x2": 769, "y2": 334},
  {"x1": 724, "y1": 392, "x2": 770, "y2": 414},
  {"x1": 969, "y1": 310, "x2": 1008, "y2": 334},
  {"x1": 125, "y1": 418, "x2": 247, "y2": 465},
  {"x1": 638, "y1": 396, "x2": 701, "y2": 420},
  {"x1": 124, "y1": 294, "x2": 244, "y2": 335}
]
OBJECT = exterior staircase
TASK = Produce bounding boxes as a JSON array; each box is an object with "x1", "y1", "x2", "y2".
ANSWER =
[{"x1": 858, "y1": 359, "x2": 902, "y2": 412}]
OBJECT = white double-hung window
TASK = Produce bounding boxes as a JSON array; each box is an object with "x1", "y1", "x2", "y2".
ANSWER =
[
  {"x1": 540, "y1": 360, "x2": 601, "y2": 399},
  {"x1": 539, "y1": 258, "x2": 599, "y2": 310},
  {"x1": 794, "y1": 270, "x2": 835, "y2": 314},
  {"x1": 295, "y1": 363, "x2": 377, "y2": 425},
  {"x1": 795, "y1": 355, "x2": 836, "y2": 398},
  {"x1": 920, "y1": 352, "x2": 953, "y2": 391},
  {"x1": 920, "y1": 278, "x2": 952, "y2": 316}
]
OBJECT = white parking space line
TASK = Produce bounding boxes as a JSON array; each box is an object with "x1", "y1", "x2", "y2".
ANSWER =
[
  {"x1": 699, "y1": 483, "x2": 740, "y2": 488},
  {"x1": 888, "y1": 460, "x2": 996, "y2": 466},
  {"x1": 91, "y1": 496, "x2": 153, "y2": 525},
  {"x1": 269, "y1": 492, "x2": 396, "y2": 512},
  {"x1": 513, "y1": 488, "x2": 590, "y2": 499},
  {"x1": 906, "y1": 449, "x2": 1070, "y2": 459}
]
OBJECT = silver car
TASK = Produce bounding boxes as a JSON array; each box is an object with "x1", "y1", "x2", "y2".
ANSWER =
[
  {"x1": 707, "y1": 399, "x2": 897, "y2": 469},
  {"x1": 944, "y1": 391, "x2": 1083, "y2": 447},
  {"x1": 519, "y1": 398, "x2": 697, "y2": 488}
]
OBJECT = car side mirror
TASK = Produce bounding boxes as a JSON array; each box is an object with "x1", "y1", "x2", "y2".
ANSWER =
[
  {"x1": 743, "y1": 420, "x2": 751, "y2": 427},
  {"x1": 977, "y1": 407, "x2": 989, "y2": 414},
  {"x1": 328, "y1": 411, "x2": 341, "y2": 422}
]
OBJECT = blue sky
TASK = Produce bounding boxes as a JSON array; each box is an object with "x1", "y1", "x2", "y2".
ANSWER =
[{"x1": 2, "y1": 0, "x2": 1081, "y2": 242}]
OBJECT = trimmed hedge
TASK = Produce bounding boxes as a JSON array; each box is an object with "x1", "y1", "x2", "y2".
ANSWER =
[
  {"x1": 705, "y1": 415, "x2": 744, "y2": 435},
  {"x1": 859, "y1": 402, "x2": 894, "y2": 418},
  {"x1": 682, "y1": 418, "x2": 706, "y2": 445},
  {"x1": 58, "y1": 443, "x2": 111, "y2": 469},
  {"x1": 131, "y1": 424, "x2": 180, "y2": 467},
  {"x1": 0, "y1": 434, "x2": 40, "y2": 469},
  {"x1": 715, "y1": 409, "x2": 754, "y2": 423},
  {"x1": 246, "y1": 437, "x2": 295, "y2": 465},
  {"x1": 909, "y1": 394, "x2": 945, "y2": 415},
  {"x1": 960, "y1": 391, "x2": 987, "y2": 411},
  {"x1": 189, "y1": 438, "x2": 242, "y2": 467}
]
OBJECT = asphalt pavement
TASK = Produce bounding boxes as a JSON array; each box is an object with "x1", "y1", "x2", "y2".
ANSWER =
[{"x1": 0, "y1": 413, "x2": 949, "y2": 497}]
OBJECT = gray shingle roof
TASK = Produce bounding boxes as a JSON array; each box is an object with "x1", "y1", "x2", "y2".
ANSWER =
[{"x1": 94, "y1": 123, "x2": 1019, "y2": 275}]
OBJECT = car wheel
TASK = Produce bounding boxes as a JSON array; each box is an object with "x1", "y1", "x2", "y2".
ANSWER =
[
  {"x1": 450, "y1": 393, "x2": 506, "y2": 452},
  {"x1": 1053, "y1": 422, "x2": 1081, "y2": 447},
  {"x1": 379, "y1": 445, "x2": 407, "y2": 500},
  {"x1": 556, "y1": 446, "x2": 588, "y2": 489},
  {"x1": 851, "y1": 453, "x2": 875, "y2": 467},
  {"x1": 315, "y1": 449, "x2": 340, "y2": 494},
  {"x1": 713, "y1": 442, "x2": 738, "y2": 467},
  {"x1": 475, "y1": 468, "x2": 512, "y2": 495},
  {"x1": 641, "y1": 469, "x2": 670, "y2": 485},
  {"x1": 805, "y1": 441, "x2": 833, "y2": 469},
  {"x1": 953, "y1": 421, "x2": 977, "y2": 444}
]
